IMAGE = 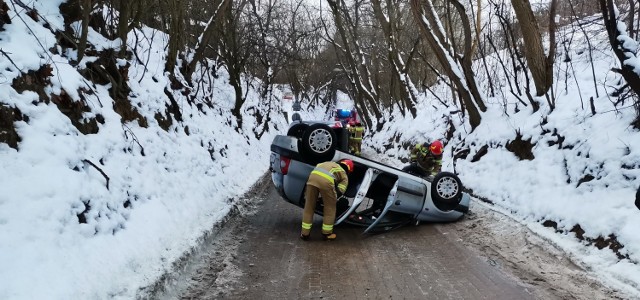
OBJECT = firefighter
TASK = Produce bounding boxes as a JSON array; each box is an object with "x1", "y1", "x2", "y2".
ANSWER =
[
  {"x1": 352, "y1": 121, "x2": 364, "y2": 155},
  {"x1": 402, "y1": 140, "x2": 443, "y2": 178},
  {"x1": 300, "y1": 159, "x2": 354, "y2": 241},
  {"x1": 347, "y1": 121, "x2": 357, "y2": 154}
]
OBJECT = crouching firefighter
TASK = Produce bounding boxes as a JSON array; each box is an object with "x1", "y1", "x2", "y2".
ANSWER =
[
  {"x1": 402, "y1": 140, "x2": 443, "y2": 178},
  {"x1": 300, "y1": 159, "x2": 354, "y2": 241}
]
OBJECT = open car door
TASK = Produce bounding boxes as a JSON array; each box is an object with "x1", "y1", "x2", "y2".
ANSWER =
[
  {"x1": 335, "y1": 169, "x2": 379, "y2": 225},
  {"x1": 334, "y1": 167, "x2": 422, "y2": 233},
  {"x1": 363, "y1": 177, "x2": 427, "y2": 233}
]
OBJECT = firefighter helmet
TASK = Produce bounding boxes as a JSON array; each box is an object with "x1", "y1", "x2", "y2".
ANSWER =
[
  {"x1": 429, "y1": 140, "x2": 443, "y2": 155},
  {"x1": 339, "y1": 159, "x2": 354, "y2": 173}
]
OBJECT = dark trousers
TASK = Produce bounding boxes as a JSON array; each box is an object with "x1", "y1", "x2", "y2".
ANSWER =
[{"x1": 402, "y1": 163, "x2": 428, "y2": 178}]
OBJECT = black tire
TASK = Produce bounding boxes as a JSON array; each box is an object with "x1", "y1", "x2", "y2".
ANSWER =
[
  {"x1": 300, "y1": 123, "x2": 337, "y2": 163},
  {"x1": 287, "y1": 123, "x2": 308, "y2": 138},
  {"x1": 430, "y1": 171, "x2": 463, "y2": 211}
]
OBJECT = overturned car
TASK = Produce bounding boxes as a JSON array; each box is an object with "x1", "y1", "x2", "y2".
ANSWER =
[{"x1": 270, "y1": 122, "x2": 470, "y2": 233}]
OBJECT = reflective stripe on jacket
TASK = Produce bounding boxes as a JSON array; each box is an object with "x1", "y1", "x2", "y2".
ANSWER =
[
  {"x1": 353, "y1": 126, "x2": 364, "y2": 140},
  {"x1": 308, "y1": 161, "x2": 349, "y2": 194},
  {"x1": 410, "y1": 144, "x2": 427, "y2": 160},
  {"x1": 410, "y1": 144, "x2": 442, "y2": 175}
]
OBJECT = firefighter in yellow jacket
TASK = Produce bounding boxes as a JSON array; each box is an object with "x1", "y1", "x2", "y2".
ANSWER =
[
  {"x1": 348, "y1": 121, "x2": 364, "y2": 156},
  {"x1": 301, "y1": 159, "x2": 354, "y2": 241}
]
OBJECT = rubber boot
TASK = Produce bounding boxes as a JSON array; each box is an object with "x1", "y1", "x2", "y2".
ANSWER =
[
  {"x1": 322, "y1": 233, "x2": 337, "y2": 241},
  {"x1": 300, "y1": 233, "x2": 310, "y2": 241}
]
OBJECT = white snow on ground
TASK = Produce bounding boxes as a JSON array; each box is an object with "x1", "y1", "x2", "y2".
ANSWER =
[{"x1": 0, "y1": 2, "x2": 640, "y2": 300}]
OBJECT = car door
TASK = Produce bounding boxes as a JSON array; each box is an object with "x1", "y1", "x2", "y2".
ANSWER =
[
  {"x1": 363, "y1": 176, "x2": 427, "y2": 233},
  {"x1": 334, "y1": 168, "x2": 379, "y2": 225}
]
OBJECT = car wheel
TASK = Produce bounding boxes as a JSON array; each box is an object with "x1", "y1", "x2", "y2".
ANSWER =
[
  {"x1": 287, "y1": 124, "x2": 308, "y2": 138},
  {"x1": 300, "y1": 123, "x2": 337, "y2": 162},
  {"x1": 430, "y1": 171, "x2": 463, "y2": 211}
]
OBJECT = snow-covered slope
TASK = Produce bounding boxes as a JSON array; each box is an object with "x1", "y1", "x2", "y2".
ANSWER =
[
  {"x1": 0, "y1": 1, "x2": 290, "y2": 298},
  {"x1": 367, "y1": 14, "x2": 640, "y2": 297}
]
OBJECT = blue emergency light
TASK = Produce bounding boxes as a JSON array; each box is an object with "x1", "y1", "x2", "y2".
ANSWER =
[{"x1": 338, "y1": 109, "x2": 351, "y2": 118}]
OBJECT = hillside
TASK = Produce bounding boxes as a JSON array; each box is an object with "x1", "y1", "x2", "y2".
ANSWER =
[
  {"x1": 0, "y1": 1, "x2": 295, "y2": 298},
  {"x1": 366, "y1": 11, "x2": 640, "y2": 296}
]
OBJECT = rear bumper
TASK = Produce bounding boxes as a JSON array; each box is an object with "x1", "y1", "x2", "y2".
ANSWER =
[
  {"x1": 270, "y1": 151, "x2": 312, "y2": 207},
  {"x1": 271, "y1": 171, "x2": 286, "y2": 198}
]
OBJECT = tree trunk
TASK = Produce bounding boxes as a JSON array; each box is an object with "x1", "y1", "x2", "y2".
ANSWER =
[
  {"x1": 510, "y1": 0, "x2": 556, "y2": 98},
  {"x1": 218, "y1": 0, "x2": 250, "y2": 129},
  {"x1": 184, "y1": 0, "x2": 230, "y2": 80},
  {"x1": 371, "y1": 0, "x2": 418, "y2": 118},
  {"x1": 627, "y1": 0, "x2": 636, "y2": 39},
  {"x1": 117, "y1": 0, "x2": 129, "y2": 57},
  {"x1": 165, "y1": 0, "x2": 184, "y2": 73},
  {"x1": 77, "y1": 0, "x2": 91, "y2": 63},
  {"x1": 410, "y1": 0, "x2": 483, "y2": 129},
  {"x1": 449, "y1": 0, "x2": 487, "y2": 112},
  {"x1": 327, "y1": 0, "x2": 384, "y2": 126},
  {"x1": 470, "y1": 0, "x2": 482, "y2": 56},
  {"x1": 230, "y1": 73, "x2": 244, "y2": 129},
  {"x1": 600, "y1": 0, "x2": 640, "y2": 95}
]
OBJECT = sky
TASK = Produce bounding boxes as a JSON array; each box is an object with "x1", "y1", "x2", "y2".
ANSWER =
[{"x1": 1, "y1": 0, "x2": 640, "y2": 299}]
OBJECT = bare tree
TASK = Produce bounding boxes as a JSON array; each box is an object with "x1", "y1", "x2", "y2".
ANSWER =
[
  {"x1": 600, "y1": 0, "x2": 640, "y2": 101},
  {"x1": 247, "y1": 0, "x2": 287, "y2": 98},
  {"x1": 165, "y1": 0, "x2": 185, "y2": 74},
  {"x1": 510, "y1": 0, "x2": 558, "y2": 108},
  {"x1": 77, "y1": 0, "x2": 91, "y2": 63},
  {"x1": 371, "y1": 0, "x2": 419, "y2": 118},
  {"x1": 281, "y1": 3, "x2": 326, "y2": 99},
  {"x1": 117, "y1": 0, "x2": 129, "y2": 57},
  {"x1": 327, "y1": 0, "x2": 384, "y2": 129},
  {"x1": 487, "y1": 0, "x2": 540, "y2": 111},
  {"x1": 567, "y1": 0, "x2": 600, "y2": 98},
  {"x1": 410, "y1": 0, "x2": 485, "y2": 129},
  {"x1": 182, "y1": 0, "x2": 230, "y2": 81},
  {"x1": 218, "y1": 0, "x2": 252, "y2": 128},
  {"x1": 470, "y1": 0, "x2": 482, "y2": 56}
]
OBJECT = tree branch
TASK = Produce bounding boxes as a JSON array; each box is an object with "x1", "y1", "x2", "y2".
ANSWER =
[{"x1": 82, "y1": 159, "x2": 110, "y2": 190}]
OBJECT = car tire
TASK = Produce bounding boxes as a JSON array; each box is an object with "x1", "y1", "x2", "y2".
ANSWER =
[
  {"x1": 287, "y1": 123, "x2": 308, "y2": 138},
  {"x1": 430, "y1": 171, "x2": 463, "y2": 211},
  {"x1": 300, "y1": 123, "x2": 337, "y2": 163}
]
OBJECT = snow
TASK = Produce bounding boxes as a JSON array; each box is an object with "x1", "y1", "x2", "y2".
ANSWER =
[
  {"x1": 1, "y1": 1, "x2": 640, "y2": 300},
  {"x1": 0, "y1": 3, "x2": 285, "y2": 299},
  {"x1": 365, "y1": 12, "x2": 640, "y2": 300}
]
